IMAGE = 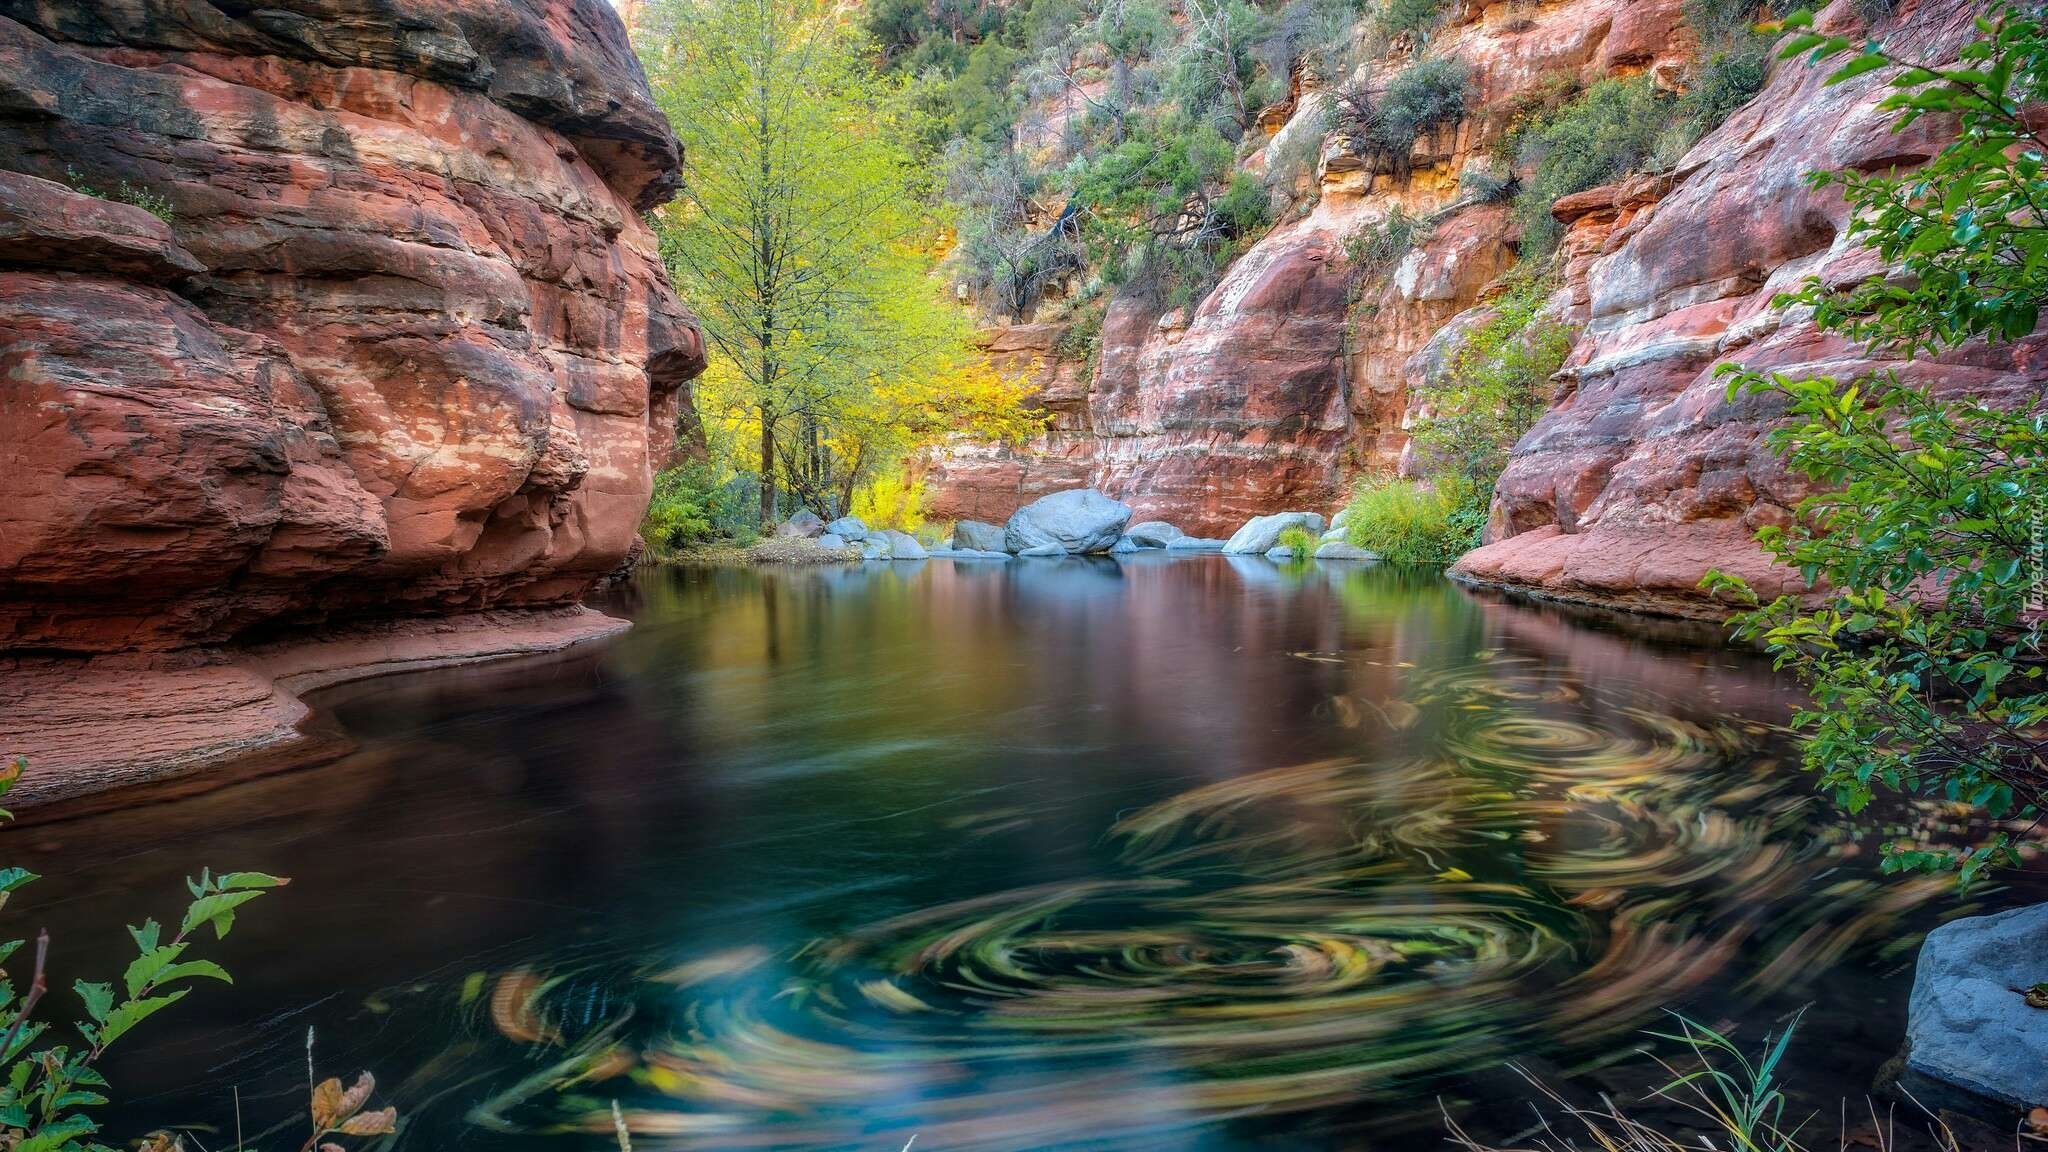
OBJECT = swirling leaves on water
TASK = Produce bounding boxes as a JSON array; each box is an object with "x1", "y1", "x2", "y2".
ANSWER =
[{"x1": 462, "y1": 658, "x2": 1963, "y2": 1150}]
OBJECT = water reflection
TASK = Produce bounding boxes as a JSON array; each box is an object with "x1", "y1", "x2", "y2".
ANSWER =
[{"x1": 11, "y1": 558, "x2": 2038, "y2": 1152}]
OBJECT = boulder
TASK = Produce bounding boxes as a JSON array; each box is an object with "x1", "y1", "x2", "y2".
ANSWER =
[
  {"x1": 1125, "y1": 521, "x2": 1185, "y2": 548},
  {"x1": 1166, "y1": 537, "x2": 1228, "y2": 552},
  {"x1": 1905, "y1": 902, "x2": 2048, "y2": 1110},
  {"x1": 1110, "y1": 536, "x2": 1141, "y2": 554},
  {"x1": 817, "y1": 533, "x2": 846, "y2": 549},
  {"x1": 1018, "y1": 544, "x2": 1067, "y2": 558},
  {"x1": 1223, "y1": 512, "x2": 1327, "y2": 555},
  {"x1": 1265, "y1": 546, "x2": 1298, "y2": 561},
  {"x1": 860, "y1": 537, "x2": 891, "y2": 560},
  {"x1": 880, "y1": 530, "x2": 927, "y2": 561},
  {"x1": 776, "y1": 510, "x2": 825, "y2": 538},
  {"x1": 824, "y1": 516, "x2": 869, "y2": 542},
  {"x1": 1329, "y1": 506, "x2": 1357, "y2": 535},
  {"x1": 964, "y1": 550, "x2": 1012, "y2": 560},
  {"x1": 1315, "y1": 541, "x2": 1378, "y2": 561},
  {"x1": 1004, "y1": 489, "x2": 1133, "y2": 555},
  {"x1": 953, "y1": 520, "x2": 1009, "y2": 552}
]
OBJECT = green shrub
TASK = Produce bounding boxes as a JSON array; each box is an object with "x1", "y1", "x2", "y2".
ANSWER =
[
  {"x1": 1339, "y1": 476, "x2": 1484, "y2": 564},
  {"x1": 1359, "y1": 55, "x2": 1472, "y2": 162},
  {"x1": 1457, "y1": 163, "x2": 1513, "y2": 203},
  {"x1": 1275, "y1": 524, "x2": 1321, "y2": 560},
  {"x1": 61, "y1": 167, "x2": 174, "y2": 223},
  {"x1": 643, "y1": 460, "x2": 753, "y2": 554},
  {"x1": 1377, "y1": 0, "x2": 1448, "y2": 37},
  {"x1": 1703, "y1": 4, "x2": 2048, "y2": 882},
  {"x1": 0, "y1": 761, "x2": 387, "y2": 1152},
  {"x1": 1214, "y1": 170, "x2": 1273, "y2": 237},
  {"x1": 1409, "y1": 271, "x2": 1570, "y2": 489},
  {"x1": 1679, "y1": 0, "x2": 1773, "y2": 50},
  {"x1": 1510, "y1": 76, "x2": 1671, "y2": 256},
  {"x1": 1344, "y1": 205, "x2": 1428, "y2": 280}
]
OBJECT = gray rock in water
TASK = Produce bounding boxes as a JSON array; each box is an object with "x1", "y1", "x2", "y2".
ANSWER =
[
  {"x1": 953, "y1": 549, "x2": 1010, "y2": 560},
  {"x1": 1330, "y1": 506, "x2": 1357, "y2": 534},
  {"x1": 824, "y1": 515, "x2": 868, "y2": 542},
  {"x1": 1125, "y1": 520, "x2": 1184, "y2": 548},
  {"x1": 1005, "y1": 489, "x2": 1133, "y2": 555},
  {"x1": 881, "y1": 530, "x2": 927, "y2": 560},
  {"x1": 1017, "y1": 543, "x2": 1067, "y2": 558},
  {"x1": 1264, "y1": 545, "x2": 1298, "y2": 561},
  {"x1": 1905, "y1": 902, "x2": 2048, "y2": 1109},
  {"x1": 1223, "y1": 512, "x2": 1327, "y2": 555},
  {"x1": 776, "y1": 509, "x2": 826, "y2": 538},
  {"x1": 953, "y1": 520, "x2": 1008, "y2": 552},
  {"x1": 1315, "y1": 540, "x2": 1378, "y2": 561},
  {"x1": 1110, "y1": 535, "x2": 1141, "y2": 554},
  {"x1": 817, "y1": 533, "x2": 847, "y2": 550},
  {"x1": 1165, "y1": 537, "x2": 1227, "y2": 552},
  {"x1": 860, "y1": 536, "x2": 891, "y2": 560}
]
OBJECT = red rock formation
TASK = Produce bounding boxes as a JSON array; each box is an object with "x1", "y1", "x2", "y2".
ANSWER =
[
  {"x1": 0, "y1": 1, "x2": 704, "y2": 654},
  {"x1": 924, "y1": 0, "x2": 1690, "y2": 538},
  {"x1": 1453, "y1": 0, "x2": 2048, "y2": 617}
]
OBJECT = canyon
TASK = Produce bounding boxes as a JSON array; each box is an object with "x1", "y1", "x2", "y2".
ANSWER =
[
  {"x1": 926, "y1": 0, "x2": 2048, "y2": 615},
  {"x1": 0, "y1": 0, "x2": 704, "y2": 802}
]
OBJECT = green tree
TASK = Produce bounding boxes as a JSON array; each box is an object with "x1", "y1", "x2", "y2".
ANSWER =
[
  {"x1": 641, "y1": 0, "x2": 1011, "y2": 523},
  {"x1": 1704, "y1": 4, "x2": 2048, "y2": 882}
]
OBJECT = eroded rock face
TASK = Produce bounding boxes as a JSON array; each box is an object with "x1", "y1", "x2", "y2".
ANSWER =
[
  {"x1": 1453, "y1": 0, "x2": 2047, "y2": 616},
  {"x1": 925, "y1": 0, "x2": 1682, "y2": 540},
  {"x1": 0, "y1": 1, "x2": 704, "y2": 653}
]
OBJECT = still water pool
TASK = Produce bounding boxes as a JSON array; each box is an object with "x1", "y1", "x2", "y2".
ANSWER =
[{"x1": 14, "y1": 556, "x2": 2041, "y2": 1150}]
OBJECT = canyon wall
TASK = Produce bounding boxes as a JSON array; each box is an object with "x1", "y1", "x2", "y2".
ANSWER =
[
  {"x1": 0, "y1": 0, "x2": 705, "y2": 655},
  {"x1": 928, "y1": 0, "x2": 1699, "y2": 537},
  {"x1": 0, "y1": 0, "x2": 705, "y2": 802},
  {"x1": 928, "y1": 0, "x2": 2044, "y2": 611},
  {"x1": 1452, "y1": 0, "x2": 2047, "y2": 616}
]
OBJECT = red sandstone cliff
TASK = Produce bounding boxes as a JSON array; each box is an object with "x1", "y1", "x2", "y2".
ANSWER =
[
  {"x1": 929, "y1": 0, "x2": 2045, "y2": 611},
  {"x1": 1452, "y1": 0, "x2": 2047, "y2": 616},
  {"x1": 928, "y1": 0, "x2": 1700, "y2": 538},
  {"x1": 0, "y1": 0, "x2": 704, "y2": 801},
  {"x1": 0, "y1": 0, "x2": 705, "y2": 655}
]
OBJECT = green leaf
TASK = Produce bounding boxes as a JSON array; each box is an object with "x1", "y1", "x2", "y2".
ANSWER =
[
  {"x1": 0, "y1": 868, "x2": 38, "y2": 894},
  {"x1": 178, "y1": 891, "x2": 266, "y2": 941},
  {"x1": 126, "y1": 920, "x2": 161, "y2": 955},
  {"x1": 14, "y1": 1114, "x2": 97, "y2": 1152},
  {"x1": 93, "y1": 991, "x2": 187, "y2": 1050},
  {"x1": 153, "y1": 960, "x2": 232, "y2": 989},
  {"x1": 212, "y1": 872, "x2": 288, "y2": 892},
  {"x1": 1827, "y1": 53, "x2": 1892, "y2": 85},
  {"x1": 122, "y1": 944, "x2": 188, "y2": 1000},
  {"x1": 72, "y1": 981, "x2": 113, "y2": 1025}
]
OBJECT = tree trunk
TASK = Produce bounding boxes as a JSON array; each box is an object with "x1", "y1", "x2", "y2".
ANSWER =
[{"x1": 758, "y1": 410, "x2": 777, "y2": 526}]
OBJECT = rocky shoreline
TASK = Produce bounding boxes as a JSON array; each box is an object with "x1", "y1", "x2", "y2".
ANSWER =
[
  {"x1": 0, "y1": 607, "x2": 626, "y2": 810},
  {"x1": 755, "y1": 488, "x2": 1381, "y2": 565}
]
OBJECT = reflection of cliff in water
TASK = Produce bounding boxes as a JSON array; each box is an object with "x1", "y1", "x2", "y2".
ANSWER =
[{"x1": 12, "y1": 558, "x2": 2039, "y2": 1152}]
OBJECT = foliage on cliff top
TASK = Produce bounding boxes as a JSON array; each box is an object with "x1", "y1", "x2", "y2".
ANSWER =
[
  {"x1": 1509, "y1": 76, "x2": 1673, "y2": 256},
  {"x1": 1706, "y1": 3, "x2": 2048, "y2": 882},
  {"x1": 875, "y1": 0, "x2": 1368, "y2": 318}
]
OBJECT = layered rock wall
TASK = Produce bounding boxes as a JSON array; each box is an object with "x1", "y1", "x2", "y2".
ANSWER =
[
  {"x1": 1452, "y1": 0, "x2": 2048, "y2": 616},
  {"x1": 0, "y1": 0, "x2": 704, "y2": 654},
  {"x1": 926, "y1": 0, "x2": 1696, "y2": 538},
  {"x1": 929, "y1": 0, "x2": 2044, "y2": 614}
]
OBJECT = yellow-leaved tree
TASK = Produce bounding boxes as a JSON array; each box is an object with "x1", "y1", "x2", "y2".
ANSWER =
[{"x1": 638, "y1": 0, "x2": 1036, "y2": 529}]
